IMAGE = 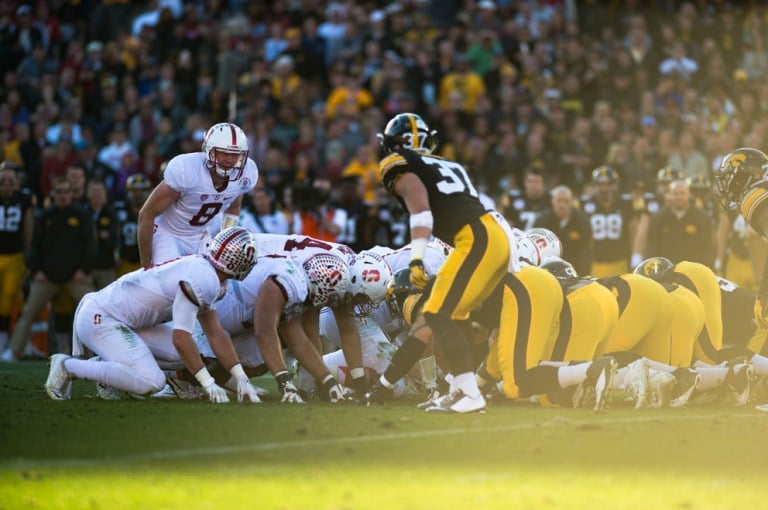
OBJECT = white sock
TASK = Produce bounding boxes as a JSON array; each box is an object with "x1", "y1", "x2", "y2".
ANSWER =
[
  {"x1": 694, "y1": 366, "x2": 728, "y2": 390},
  {"x1": 750, "y1": 354, "x2": 768, "y2": 375},
  {"x1": 645, "y1": 359, "x2": 674, "y2": 373},
  {"x1": 612, "y1": 366, "x2": 628, "y2": 390},
  {"x1": 65, "y1": 358, "x2": 153, "y2": 394},
  {"x1": 557, "y1": 363, "x2": 589, "y2": 388},
  {"x1": 452, "y1": 371, "x2": 481, "y2": 398}
]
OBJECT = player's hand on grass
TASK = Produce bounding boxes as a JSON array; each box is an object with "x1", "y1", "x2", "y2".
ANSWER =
[
  {"x1": 236, "y1": 378, "x2": 262, "y2": 403},
  {"x1": 202, "y1": 380, "x2": 230, "y2": 404}
]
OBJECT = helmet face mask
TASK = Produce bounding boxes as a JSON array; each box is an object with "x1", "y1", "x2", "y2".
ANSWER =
[
  {"x1": 346, "y1": 251, "x2": 393, "y2": 317},
  {"x1": 303, "y1": 254, "x2": 351, "y2": 308},
  {"x1": 633, "y1": 256, "x2": 674, "y2": 282},
  {"x1": 516, "y1": 237, "x2": 541, "y2": 267},
  {"x1": 714, "y1": 147, "x2": 768, "y2": 210},
  {"x1": 202, "y1": 123, "x2": 249, "y2": 181},
  {"x1": 207, "y1": 227, "x2": 258, "y2": 281},
  {"x1": 378, "y1": 113, "x2": 437, "y2": 155}
]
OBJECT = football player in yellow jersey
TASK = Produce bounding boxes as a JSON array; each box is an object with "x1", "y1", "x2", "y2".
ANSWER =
[
  {"x1": 634, "y1": 257, "x2": 757, "y2": 407},
  {"x1": 377, "y1": 112, "x2": 515, "y2": 413},
  {"x1": 0, "y1": 163, "x2": 33, "y2": 352},
  {"x1": 714, "y1": 148, "x2": 768, "y2": 329}
]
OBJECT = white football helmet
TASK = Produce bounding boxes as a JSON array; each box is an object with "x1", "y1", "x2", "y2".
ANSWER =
[
  {"x1": 303, "y1": 253, "x2": 351, "y2": 308},
  {"x1": 347, "y1": 251, "x2": 394, "y2": 316},
  {"x1": 526, "y1": 228, "x2": 562, "y2": 259},
  {"x1": 516, "y1": 237, "x2": 541, "y2": 267},
  {"x1": 207, "y1": 227, "x2": 258, "y2": 280},
  {"x1": 202, "y1": 122, "x2": 249, "y2": 180}
]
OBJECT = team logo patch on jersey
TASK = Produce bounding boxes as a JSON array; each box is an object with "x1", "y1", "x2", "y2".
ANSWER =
[
  {"x1": 201, "y1": 194, "x2": 209, "y2": 201},
  {"x1": 240, "y1": 178, "x2": 251, "y2": 190}
]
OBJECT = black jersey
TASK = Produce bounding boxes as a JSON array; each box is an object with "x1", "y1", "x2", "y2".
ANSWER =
[
  {"x1": 114, "y1": 200, "x2": 140, "y2": 264},
  {"x1": 380, "y1": 149, "x2": 486, "y2": 243},
  {"x1": 504, "y1": 190, "x2": 550, "y2": 230},
  {"x1": 580, "y1": 195, "x2": 636, "y2": 263},
  {"x1": 0, "y1": 190, "x2": 31, "y2": 254}
]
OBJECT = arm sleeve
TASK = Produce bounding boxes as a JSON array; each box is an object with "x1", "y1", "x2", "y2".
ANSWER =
[{"x1": 172, "y1": 286, "x2": 200, "y2": 333}]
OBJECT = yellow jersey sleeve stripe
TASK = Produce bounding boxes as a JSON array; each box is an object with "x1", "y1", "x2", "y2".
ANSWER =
[
  {"x1": 741, "y1": 187, "x2": 768, "y2": 223},
  {"x1": 379, "y1": 154, "x2": 408, "y2": 181}
]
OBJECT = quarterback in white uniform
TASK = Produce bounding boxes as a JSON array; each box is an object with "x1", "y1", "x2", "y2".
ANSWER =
[
  {"x1": 44, "y1": 228, "x2": 262, "y2": 403},
  {"x1": 138, "y1": 123, "x2": 258, "y2": 267}
]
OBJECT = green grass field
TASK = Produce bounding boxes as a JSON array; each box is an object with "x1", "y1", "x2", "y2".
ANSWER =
[{"x1": 2, "y1": 362, "x2": 767, "y2": 510}]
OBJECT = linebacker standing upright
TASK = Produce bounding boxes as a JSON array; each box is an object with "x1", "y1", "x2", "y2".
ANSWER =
[{"x1": 377, "y1": 113, "x2": 517, "y2": 413}]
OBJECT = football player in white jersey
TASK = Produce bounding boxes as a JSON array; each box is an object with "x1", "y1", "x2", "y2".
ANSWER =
[
  {"x1": 144, "y1": 251, "x2": 354, "y2": 403},
  {"x1": 44, "y1": 228, "x2": 263, "y2": 403},
  {"x1": 137, "y1": 123, "x2": 259, "y2": 268},
  {"x1": 254, "y1": 233, "x2": 389, "y2": 395}
]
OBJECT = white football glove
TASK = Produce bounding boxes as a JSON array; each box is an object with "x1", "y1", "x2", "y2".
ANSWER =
[
  {"x1": 236, "y1": 377, "x2": 262, "y2": 403},
  {"x1": 201, "y1": 380, "x2": 230, "y2": 404},
  {"x1": 280, "y1": 381, "x2": 305, "y2": 404}
]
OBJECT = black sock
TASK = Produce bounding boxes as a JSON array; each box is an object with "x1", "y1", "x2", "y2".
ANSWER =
[
  {"x1": 383, "y1": 335, "x2": 427, "y2": 385},
  {"x1": 425, "y1": 312, "x2": 474, "y2": 375},
  {"x1": 518, "y1": 365, "x2": 561, "y2": 398}
]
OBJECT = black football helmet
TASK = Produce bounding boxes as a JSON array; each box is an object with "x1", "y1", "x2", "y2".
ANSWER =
[
  {"x1": 378, "y1": 113, "x2": 437, "y2": 155},
  {"x1": 540, "y1": 256, "x2": 579, "y2": 279},
  {"x1": 126, "y1": 173, "x2": 151, "y2": 191},
  {"x1": 591, "y1": 165, "x2": 619, "y2": 184},
  {"x1": 714, "y1": 147, "x2": 768, "y2": 210},
  {"x1": 633, "y1": 257, "x2": 674, "y2": 282},
  {"x1": 657, "y1": 166, "x2": 683, "y2": 183},
  {"x1": 385, "y1": 268, "x2": 420, "y2": 317}
]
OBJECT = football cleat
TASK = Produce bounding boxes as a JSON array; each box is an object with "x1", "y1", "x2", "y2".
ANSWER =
[
  {"x1": 725, "y1": 363, "x2": 756, "y2": 407},
  {"x1": 575, "y1": 357, "x2": 617, "y2": 412},
  {"x1": 45, "y1": 354, "x2": 73, "y2": 400},
  {"x1": 96, "y1": 382, "x2": 122, "y2": 401},
  {"x1": 167, "y1": 376, "x2": 205, "y2": 400},
  {"x1": 649, "y1": 371, "x2": 676, "y2": 408},
  {"x1": 669, "y1": 367, "x2": 700, "y2": 408},
  {"x1": 624, "y1": 358, "x2": 650, "y2": 409},
  {"x1": 424, "y1": 389, "x2": 487, "y2": 414}
]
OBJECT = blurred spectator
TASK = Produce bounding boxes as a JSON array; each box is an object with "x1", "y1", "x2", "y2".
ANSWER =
[
  {"x1": 438, "y1": 53, "x2": 486, "y2": 114},
  {"x1": 40, "y1": 138, "x2": 77, "y2": 198},
  {"x1": 333, "y1": 175, "x2": 375, "y2": 252},
  {"x1": 65, "y1": 164, "x2": 88, "y2": 206},
  {"x1": 341, "y1": 143, "x2": 379, "y2": 204},
  {"x1": 114, "y1": 173, "x2": 150, "y2": 276},
  {"x1": 666, "y1": 130, "x2": 708, "y2": 180},
  {"x1": 98, "y1": 124, "x2": 134, "y2": 172},
  {"x1": 85, "y1": 179, "x2": 117, "y2": 290},
  {"x1": 647, "y1": 180, "x2": 714, "y2": 267},
  {"x1": 240, "y1": 186, "x2": 289, "y2": 235},
  {"x1": 291, "y1": 178, "x2": 343, "y2": 241},
  {"x1": 534, "y1": 185, "x2": 593, "y2": 276}
]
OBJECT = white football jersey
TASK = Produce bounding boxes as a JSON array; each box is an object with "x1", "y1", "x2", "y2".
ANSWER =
[
  {"x1": 367, "y1": 239, "x2": 451, "y2": 276},
  {"x1": 214, "y1": 255, "x2": 309, "y2": 335},
  {"x1": 96, "y1": 255, "x2": 224, "y2": 329},
  {"x1": 254, "y1": 233, "x2": 356, "y2": 266},
  {"x1": 156, "y1": 152, "x2": 258, "y2": 237}
]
